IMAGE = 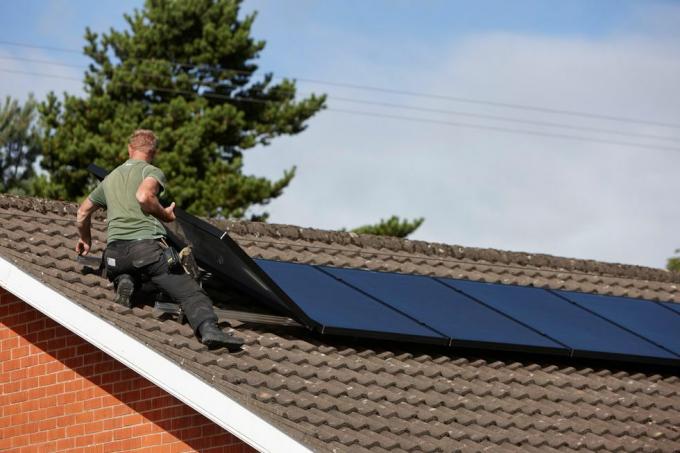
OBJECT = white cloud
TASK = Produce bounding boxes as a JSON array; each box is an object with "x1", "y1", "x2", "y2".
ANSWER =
[{"x1": 244, "y1": 17, "x2": 680, "y2": 269}]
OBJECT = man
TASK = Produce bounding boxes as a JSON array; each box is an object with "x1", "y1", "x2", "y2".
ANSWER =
[{"x1": 75, "y1": 129, "x2": 243, "y2": 350}]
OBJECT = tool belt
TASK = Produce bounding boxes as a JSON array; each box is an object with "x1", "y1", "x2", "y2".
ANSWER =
[{"x1": 158, "y1": 237, "x2": 182, "y2": 272}]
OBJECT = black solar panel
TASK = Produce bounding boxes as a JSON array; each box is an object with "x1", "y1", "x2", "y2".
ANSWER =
[
  {"x1": 324, "y1": 267, "x2": 566, "y2": 354},
  {"x1": 555, "y1": 291, "x2": 680, "y2": 357},
  {"x1": 446, "y1": 279, "x2": 679, "y2": 364},
  {"x1": 256, "y1": 260, "x2": 447, "y2": 343},
  {"x1": 661, "y1": 302, "x2": 680, "y2": 317}
]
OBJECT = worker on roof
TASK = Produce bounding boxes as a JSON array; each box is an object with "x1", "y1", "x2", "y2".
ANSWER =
[{"x1": 75, "y1": 129, "x2": 243, "y2": 351}]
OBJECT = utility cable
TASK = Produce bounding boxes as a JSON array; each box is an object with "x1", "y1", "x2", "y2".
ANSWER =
[
  {"x1": 1, "y1": 39, "x2": 678, "y2": 129},
  {"x1": 1, "y1": 67, "x2": 679, "y2": 153},
  {"x1": 2, "y1": 55, "x2": 677, "y2": 143}
]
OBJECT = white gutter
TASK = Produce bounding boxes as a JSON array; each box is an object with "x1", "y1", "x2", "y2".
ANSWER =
[{"x1": 0, "y1": 255, "x2": 311, "y2": 453}]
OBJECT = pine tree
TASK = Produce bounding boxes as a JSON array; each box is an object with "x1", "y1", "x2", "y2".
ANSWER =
[
  {"x1": 0, "y1": 95, "x2": 40, "y2": 195},
  {"x1": 351, "y1": 216, "x2": 425, "y2": 238},
  {"x1": 37, "y1": 0, "x2": 325, "y2": 219}
]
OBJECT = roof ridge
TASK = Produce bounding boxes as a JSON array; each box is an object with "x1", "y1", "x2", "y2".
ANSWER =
[
  {"x1": 215, "y1": 219, "x2": 680, "y2": 285},
  {"x1": 1, "y1": 193, "x2": 677, "y2": 285}
]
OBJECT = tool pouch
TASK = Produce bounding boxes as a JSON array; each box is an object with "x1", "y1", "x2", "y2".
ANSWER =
[{"x1": 162, "y1": 246, "x2": 182, "y2": 273}]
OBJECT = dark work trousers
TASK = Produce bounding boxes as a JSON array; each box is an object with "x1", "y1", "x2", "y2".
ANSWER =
[{"x1": 104, "y1": 239, "x2": 217, "y2": 333}]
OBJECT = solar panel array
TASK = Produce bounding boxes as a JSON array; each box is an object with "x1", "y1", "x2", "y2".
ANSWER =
[
  {"x1": 88, "y1": 164, "x2": 680, "y2": 366},
  {"x1": 255, "y1": 259, "x2": 680, "y2": 366}
]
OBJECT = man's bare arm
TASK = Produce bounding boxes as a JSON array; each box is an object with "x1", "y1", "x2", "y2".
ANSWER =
[
  {"x1": 75, "y1": 197, "x2": 101, "y2": 255},
  {"x1": 136, "y1": 177, "x2": 176, "y2": 222}
]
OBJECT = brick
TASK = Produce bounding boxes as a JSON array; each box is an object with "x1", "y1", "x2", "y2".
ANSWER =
[
  {"x1": 82, "y1": 420, "x2": 103, "y2": 435},
  {"x1": 64, "y1": 379, "x2": 82, "y2": 392},
  {"x1": 39, "y1": 395, "x2": 57, "y2": 409},
  {"x1": 4, "y1": 380, "x2": 21, "y2": 394},
  {"x1": 141, "y1": 433, "x2": 163, "y2": 447},
  {"x1": 74, "y1": 434, "x2": 94, "y2": 447},
  {"x1": 21, "y1": 398, "x2": 39, "y2": 411},
  {"x1": 63, "y1": 355, "x2": 84, "y2": 369},
  {"x1": 93, "y1": 430, "x2": 113, "y2": 444},
  {"x1": 38, "y1": 418, "x2": 57, "y2": 431},
  {"x1": 122, "y1": 413, "x2": 143, "y2": 427},
  {"x1": 171, "y1": 415, "x2": 195, "y2": 431},
  {"x1": 44, "y1": 405, "x2": 64, "y2": 420},
  {"x1": 102, "y1": 416, "x2": 123, "y2": 431},
  {"x1": 74, "y1": 411, "x2": 93, "y2": 424},
  {"x1": 55, "y1": 437, "x2": 75, "y2": 450},
  {"x1": 56, "y1": 414, "x2": 76, "y2": 428},
  {"x1": 94, "y1": 360, "x2": 114, "y2": 375},
  {"x1": 161, "y1": 432, "x2": 178, "y2": 444},
  {"x1": 83, "y1": 397, "x2": 103, "y2": 410},
  {"x1": 11, "y1": 434, "x2": 30, "y2": 448},
  {"x1": 112, "y1": 404, "x2": 131, "y2": 417},
  {"x1": 10, "y1": 412, "x2": 29, "y2": 426},
  {"x1": 4, "y1": 403, "x2": 21, "y2": 416},
  {"x1": 9, "y1": 367, "x2": 28, "y2": 381},
  {"x1": 38, "y1": 373, "x2": 57, "y2": 387},
  {"x1": 177, "y1": 426, "x2": 202, "y2": 441},
  {"x1": 11, "y1": 345, "x2": 29, "y2": 359},
  {"x1": 76, "y1": 388, "x2": 95, "y2": 401},
  {"x1": 1, "y1": 337, "x2": 19, "y2": 352},
  {"x1": 56, "y1": 391, "x2": 76, "y2": 405},
  {"x1": 45, "y1": 360, "x2": 63, "y2": 374},
  {"x1": 22, "y1": 376, "x2": 41, "y2": 391},
  {"x1": 19, "y1": 354, "x2": 38, "y2": 368},
  {"x1": 130, "y1": 422, "x2": 154, "y2": 437},
  {"x1": 47, "y1": 427, "x2": 66, "y2": 441},
  {"x1": 65, "y1": 424, "x2": 85, "y2": 437},
  {"x1": 120, "y1": 389, "x2": 141, "y2": 403},
  {"x1": 91, "y1": 407, "x2": 113, "y2": 421},
  {"x1": 3, "y1": 358, "x2": 21, "y2": 372},
  {"x1": 29, "y1": 430, "x2": 48, "y2": 444}
]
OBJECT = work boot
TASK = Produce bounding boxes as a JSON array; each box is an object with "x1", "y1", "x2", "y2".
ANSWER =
[
  {"x1": 199, "y1": 321, "x2": 244, "y2": 351},
  {"x1": 114, "y1": 274, "x2": 135, "y2": 308}
]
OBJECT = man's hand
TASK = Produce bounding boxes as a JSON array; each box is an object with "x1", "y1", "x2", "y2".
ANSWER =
[
  {"x1": 163, "y1": 202, "x2": 176, "y2": 222},
  {"x1": 75, "y1": 238, "x2": 91, "y2": 256},
  {"x1": 76, "y1": 197, "x2": 100, "y2": 257}
]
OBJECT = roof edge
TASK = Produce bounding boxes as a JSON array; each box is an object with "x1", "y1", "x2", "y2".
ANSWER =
[{"x1": 0, "y1": 255, "x2": 312, "y2": 453}]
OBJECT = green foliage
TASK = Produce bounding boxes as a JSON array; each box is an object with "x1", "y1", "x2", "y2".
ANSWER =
[
  {"x1": 668, "y1": 249, "x2": 680, "y2": 272},
  {"x1": 37, "y1": 0, "x2": 325, "y2": 218},
  {"x1": 0, "y1": 95, "x2": 40, "y2": 195},
  {"x1": 351, "y1": 216, "x2": 425, "y2": 238}
]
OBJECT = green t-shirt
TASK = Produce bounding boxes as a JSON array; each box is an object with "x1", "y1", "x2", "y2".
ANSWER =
[{"x1": 89, "y1": 159, "x2": 168, "y2": 243}]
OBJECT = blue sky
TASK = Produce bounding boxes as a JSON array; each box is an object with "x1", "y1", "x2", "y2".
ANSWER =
[{"x1": 1, "y1": 1, "x2": 679, "y2": 268}]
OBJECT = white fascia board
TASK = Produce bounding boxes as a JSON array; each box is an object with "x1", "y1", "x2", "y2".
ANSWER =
[{"x1": 0, "y1": 256, "x2": 311, "y2": 453}]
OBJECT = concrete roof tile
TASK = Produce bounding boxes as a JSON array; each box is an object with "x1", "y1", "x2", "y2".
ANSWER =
[{"x1": 2, "y1": 194, "x2": 680, "y2": 452}]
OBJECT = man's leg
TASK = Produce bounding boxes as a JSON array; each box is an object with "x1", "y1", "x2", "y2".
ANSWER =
[
  {"x1": 145, "y1": 253, "x2": 244, "y2": 350},
  {"x1": 150, "y1": 271, "x2": 217, "y2": 331}
]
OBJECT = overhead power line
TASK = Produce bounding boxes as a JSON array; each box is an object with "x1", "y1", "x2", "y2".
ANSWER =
[
  {"x1": 2, "y1": 66, "x2": 680, "y2": 153},
  {"x1": 327, "y1": 108, "x2": 680, "y2": 152},
  {"x1": 2, "y1": 66, "x2": 679, "y2": 153},
  {"x1": 1, "y1": 55, "x2": 678, "y2": 144},
  {"x1": 1, "y1": 39, "x2": 679, "y2": 130}
]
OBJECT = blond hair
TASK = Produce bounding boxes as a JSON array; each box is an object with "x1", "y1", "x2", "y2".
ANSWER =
[{"x1": 128, "y1": 129, "x2": 158, "y2": 153}]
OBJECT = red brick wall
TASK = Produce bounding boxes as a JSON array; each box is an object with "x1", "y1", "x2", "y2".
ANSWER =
[{"x1": 0, "y1": 288, "x2": 256, "y2": 453}]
